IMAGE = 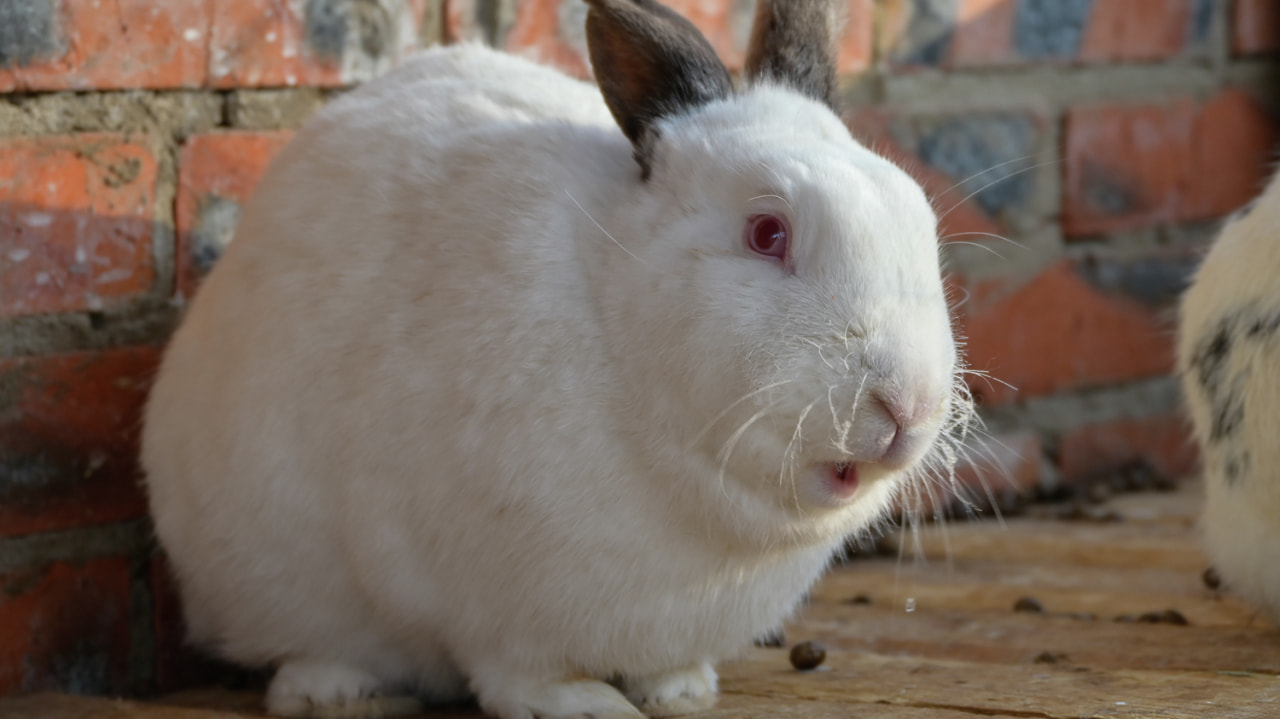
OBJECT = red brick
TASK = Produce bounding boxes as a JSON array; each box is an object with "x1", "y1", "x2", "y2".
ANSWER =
[
  {"x1": 1059, "y1": 413, "x2": 1198, "y2": 484},
  {"x1": 0, "y1": 135, "x2": 158, "y2": 318},
  {"x1": 949, "y1": 0, "x2": 1017, "y2": 67},
  {"x1": 1235, "y1": 0, "x2": 1280, "y2": 55},
  {"x1": 0, "y1": 348, "x2": 159, "y2": 539},
  {"x1": 208, "y1": 0, "x2": 430, "y2": 88},
  {"x1": 1063, "y1": 92, "x2": 1279, "y2": 236},
  {"x1": 835, "y1": 0, "x2": 874, "y2": 74},
  {"x1": 504, "y1": 0, "x2": 591, "y2": 78},
  {"x1": 669, "y1": 0, "x2": 873, "y2": 75},
  {"x1": 960, "y1": 261, "x2": 1173, "y2": 405},
  {"x1": 0, "y1": 557, "x2": 132, "y2": 695},
  {"x1": 847, "y1": 110, "x2": 1031, "y2": 243},
  {"x1": 0, "y1": 1, "x2": 209, "y2": 92},
  {"x1": 899, "y1": 0, "x2": 1204, "y2": 68},
  {"x1": 1079, "y1": 0, "x2": 1192, "y2": 63},
  {"x1": 175, "y1": 131, "x2": 295, "y2": 298},
  {"x1": 1192, "y1": 90, "x2": 1280, "y2": 216},
  {"x1": 208, "y1": 0, "x2": 340, "y2": 88},
  {"x1": 448, "y1": 0, "x2": 871, "y2": 78}
]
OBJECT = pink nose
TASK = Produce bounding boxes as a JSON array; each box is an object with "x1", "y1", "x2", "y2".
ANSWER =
[
  {"x1": 872, "y1": 391, "x2": 943, "y2": 467},
  {"x1": 875, "y1": 391, "x2": 939, "y2": 433}
]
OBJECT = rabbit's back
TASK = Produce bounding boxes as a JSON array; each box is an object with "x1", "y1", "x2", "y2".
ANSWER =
[
  {"x1": 142, "y1": 44, "x2": 633, "y2": 664},
  {"x1": 1179, "y1": 170, "x2": 1280, "y2": 620}
]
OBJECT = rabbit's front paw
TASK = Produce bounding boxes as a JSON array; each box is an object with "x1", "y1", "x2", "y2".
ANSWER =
[
  {"x1": 621, "y1": 662, "x2": 717, "y2": 718},
  {"x1": 474, "y1": 674, "x2": 644, "y2": 719},
  {"x1": 265, "y1": 659, "x2": 421, "y2": 718}
]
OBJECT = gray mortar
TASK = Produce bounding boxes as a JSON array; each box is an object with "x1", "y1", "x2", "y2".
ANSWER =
[
  {"x1": 859, "y1": 60, "x2": 1280, "y2": 113},
  {"x1": 0, "y1": 92, "x2": 223, "y2": 138},
  {"x1": 228, "y1": 89, "x2": 331, "y2": 129},
  {"x1": 1065, "y1": 220, "x2": 1224, "y2": 253},
  {"x1": 0, "y1": 520, "x2": 152, "y2": 573},
  {"x1": 980, "y1": 375, "x2": 1184, "y2": 438},
  {"x1": 0, "y1": 299, "x2": 179, "y2": 358}
]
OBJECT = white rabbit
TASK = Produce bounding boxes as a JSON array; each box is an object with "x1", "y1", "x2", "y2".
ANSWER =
[
  {"x1": 1179, "y1": 166, "x2": 1280, "y2": 624},
  {"x1": 142, "y1": 1, "x2": 969, "y2": 717}
]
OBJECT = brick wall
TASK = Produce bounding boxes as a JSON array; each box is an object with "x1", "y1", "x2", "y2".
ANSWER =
[{"x1": 0, "y1": 0, "x2": 1277, "y2": 700}]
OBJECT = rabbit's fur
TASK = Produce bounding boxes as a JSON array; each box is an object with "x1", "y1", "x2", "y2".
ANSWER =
[
  {"x1": 1179, "y1": 166, "x2": 1280, "y2": 624},
  {"x1": 142, "y1": 1, "x2": 969, "y2": 717}
]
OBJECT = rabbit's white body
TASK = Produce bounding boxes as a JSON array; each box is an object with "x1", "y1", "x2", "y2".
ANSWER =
[
  {"x1": 144, "y1": 7, "x2": 961, "y2": 717},
  {"x1": 1179, "y1": 168, "x2": 1280, "y2": 623}
]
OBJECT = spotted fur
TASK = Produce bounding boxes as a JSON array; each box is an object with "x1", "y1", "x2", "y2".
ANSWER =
[{"x1": 1178, "y1": 166, "x2": 1280, "y2": 622}]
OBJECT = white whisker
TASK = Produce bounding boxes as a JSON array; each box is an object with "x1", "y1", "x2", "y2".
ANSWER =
[
  {"x1": 937, "y1": 158, "x2": 1063, "y2": 222},
  {"x1": 564, "y1": 189, "x2": 645, "y2": 263},
  {"x1": 693, "y1": 380, "x2": 795, "y2": 445}
]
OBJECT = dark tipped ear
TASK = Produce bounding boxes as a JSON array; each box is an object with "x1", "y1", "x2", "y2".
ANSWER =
[
  {"x1": 585, "y1": 0, "x2": 734, "y2": 179},
  {"x1": 743, "y1": 0, "x2": 842, "y2": 109}
]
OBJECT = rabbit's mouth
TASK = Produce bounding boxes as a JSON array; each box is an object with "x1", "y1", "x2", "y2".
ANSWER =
[{"x1": 824, "y1": 462, "x2": 860, "y2": 500}]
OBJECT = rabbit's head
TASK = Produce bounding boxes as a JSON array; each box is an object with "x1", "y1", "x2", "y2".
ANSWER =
[{"x1": 583, "y1": 0, "x2": 968, "y2": 543}]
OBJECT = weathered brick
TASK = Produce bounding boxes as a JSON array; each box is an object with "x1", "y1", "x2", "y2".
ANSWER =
[
  {"x1": 447, "y1": 0, "x2": 871, "y2": 78},
  {"x1": 1234, "y1": 0, "x2": 1280, "y2": 55},
  {"x1": 1063, "y1": 91, "x2": 1279, "y2": 236},
  {"x1": 209, "y1": 0, "x2": 430, "y2": 88},
  {"x1": 893, "y1": 0, "x2": 1208, "y2": 67},
  {"x1": 1078, "y1": 0, "x2": 1199, "y2": 63},
  {"x1": 0, "y1": 348, "x2": 159, "y2": 539},
  {"x1": 1058, "y1": 413, "x2": 1198, "y2": 484},
  {"x1": 961, "y1": 259, "x2": 1178, "y2": 405},
  {"x1": 0, "y1": 135, "x2": 158, "y2": 318},
  {"x1": 175, "y1": 131, "x2": 295, "y2": 298},
  {"x1": 849, "y1": 109, "x2": 1044, "y2": 241},
  {"x1": 949, "y1": 0, "x2": 1017, "y2": 66},
  {"x1": 0, "y1": 557, "x2": 132, "y2": 695},
  {"x1": 503, "y1": 0, "x2": 591, "y2": 78},
  {"x1": 0, "y1": 1, "x2": 208, "y2": 91}
]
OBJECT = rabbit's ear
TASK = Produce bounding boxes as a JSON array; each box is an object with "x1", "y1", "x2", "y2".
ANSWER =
[
  {"x1": 585, "y1": 0, "x2": 733, "y2": 179},
  {"x1": 743, "y1": 0, "x2": 842, "y2": 110}
]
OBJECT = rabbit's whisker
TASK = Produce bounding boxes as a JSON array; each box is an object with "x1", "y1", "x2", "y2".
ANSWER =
[{"x1": 564, "y1": 189, "x2": 645, "y2": 263}]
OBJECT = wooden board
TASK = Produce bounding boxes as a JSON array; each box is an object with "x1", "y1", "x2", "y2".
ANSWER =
[{"x1": 4, "y1": 481, "x2": 1280, "y2": 719}]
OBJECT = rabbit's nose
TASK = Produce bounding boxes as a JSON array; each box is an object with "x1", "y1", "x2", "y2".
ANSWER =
[{"x1": 870, "y1": 390, "x2": 946, "y2": 468}]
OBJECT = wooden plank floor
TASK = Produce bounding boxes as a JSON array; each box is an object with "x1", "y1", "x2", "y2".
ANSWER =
[{"x1": 5, "y1": 481, "x2": 1280, "y2": 719}]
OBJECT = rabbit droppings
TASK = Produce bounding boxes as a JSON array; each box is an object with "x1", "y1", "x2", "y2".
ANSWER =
[
  {"x1": 142, "y1": 1, "x2": 972, "y2": 717},
  {"x1": 1179, "y1": 166, "x2": 1280, "y2": 624}
]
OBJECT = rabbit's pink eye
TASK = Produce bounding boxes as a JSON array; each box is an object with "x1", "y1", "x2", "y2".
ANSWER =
[{"x1": 746, "y1": 214, "x2": 789, "y2": 261}]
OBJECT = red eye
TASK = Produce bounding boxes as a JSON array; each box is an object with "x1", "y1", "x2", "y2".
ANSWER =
[{"x1": 745, "y1": 213, "x2": 790, "y2": 261}]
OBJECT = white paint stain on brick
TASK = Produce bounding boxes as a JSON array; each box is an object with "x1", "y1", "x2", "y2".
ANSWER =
[{"x1": 96, "y1": 269, "x2": 135, "y2": 285}]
